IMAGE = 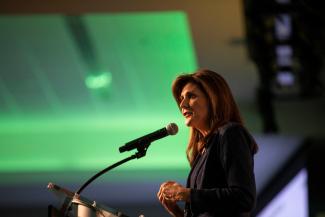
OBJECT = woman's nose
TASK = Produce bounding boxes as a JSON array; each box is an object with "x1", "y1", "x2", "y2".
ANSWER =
[{"x1": 180, "y1": 98, "x2": 189, "y2": 108}]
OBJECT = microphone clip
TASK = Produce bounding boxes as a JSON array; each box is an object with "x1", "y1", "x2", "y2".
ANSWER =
[{"x1": 134, "y1": 142, "x2": 151, "y2": 159}]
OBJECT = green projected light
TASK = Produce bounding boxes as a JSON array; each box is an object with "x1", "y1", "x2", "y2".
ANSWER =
[
  {"x1": 85, "y1": 72, "x2": 112, "y2": 90},
  {"x1": 0, "y1": 11, "x2": 197, "y2": 173}
]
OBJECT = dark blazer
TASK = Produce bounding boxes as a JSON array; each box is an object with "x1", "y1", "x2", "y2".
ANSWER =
[{"x1": 184, "y1": 123, "x2": 257, "y2": 217}]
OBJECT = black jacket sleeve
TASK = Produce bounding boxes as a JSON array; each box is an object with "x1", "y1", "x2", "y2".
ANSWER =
[{"x1": 189, "y1": 125, "x2": 257, "y2": 214}]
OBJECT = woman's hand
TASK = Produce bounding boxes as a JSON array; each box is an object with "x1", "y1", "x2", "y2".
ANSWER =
[{"x1": 157, "y1": 181, "x2": 190, "y2": 217}]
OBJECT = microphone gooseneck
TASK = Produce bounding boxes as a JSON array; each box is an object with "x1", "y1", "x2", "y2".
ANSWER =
[{"x1": 77, "y1": 122, "x2": 179, "y2": 196}]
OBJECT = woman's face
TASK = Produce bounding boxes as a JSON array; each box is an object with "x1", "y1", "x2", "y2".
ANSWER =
[{"x1": 179, "y1": 82, "x2": 210, "y2": 135}]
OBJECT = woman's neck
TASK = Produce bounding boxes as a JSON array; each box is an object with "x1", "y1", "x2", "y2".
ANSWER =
[{"x1": 197, "y1": 127, "x2": 210, "y2": 137}]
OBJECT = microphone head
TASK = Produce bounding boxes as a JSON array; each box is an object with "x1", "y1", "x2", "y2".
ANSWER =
[{"x1": 166, "y1": 123, "x2": 178, "y2": 135}]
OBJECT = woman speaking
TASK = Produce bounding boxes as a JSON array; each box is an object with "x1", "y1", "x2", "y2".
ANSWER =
[{"x1": 157, "y1": 69, "x2": 258, "y2": 217}]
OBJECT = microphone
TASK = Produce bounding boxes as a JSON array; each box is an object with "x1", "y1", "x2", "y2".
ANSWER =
[{"x1": 119, "y1": 123, "x2": 178, "y2": 153}]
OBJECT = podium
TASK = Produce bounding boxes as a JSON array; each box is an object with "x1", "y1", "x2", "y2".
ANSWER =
[
  {"x1": 47, "y1": 182, "x2": 129, "y2": 217},
  {"x1": 47, "y1": 141, "x2": 154, "y2": 217}
]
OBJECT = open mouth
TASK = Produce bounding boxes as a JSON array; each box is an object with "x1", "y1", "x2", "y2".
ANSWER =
[{"x1": 183, "y1": 111, "x2": 193, "y2": 118}]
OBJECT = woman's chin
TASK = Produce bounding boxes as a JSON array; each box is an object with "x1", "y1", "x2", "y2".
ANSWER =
[{"x1": 185, "y1": 119, "x2": 192, "y2": 127}]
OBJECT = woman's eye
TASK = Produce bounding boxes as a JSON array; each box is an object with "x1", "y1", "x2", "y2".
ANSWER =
[{"x1": 188, "y1": 93, "x2": 196, "y2": 99}]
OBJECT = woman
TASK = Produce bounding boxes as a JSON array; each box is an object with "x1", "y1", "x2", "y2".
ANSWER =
[{"x1": 157, "y1": 69, "x2": 258, "y2": 217}]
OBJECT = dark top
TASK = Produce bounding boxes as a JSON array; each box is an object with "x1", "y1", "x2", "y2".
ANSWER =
[{"x1": 184, "y1": 123, "x2": 257, "y2": 217}]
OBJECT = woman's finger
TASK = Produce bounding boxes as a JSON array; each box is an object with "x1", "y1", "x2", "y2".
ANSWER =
[{"x1": 161, "y1": 181, "x2": 176, "y2": 188}]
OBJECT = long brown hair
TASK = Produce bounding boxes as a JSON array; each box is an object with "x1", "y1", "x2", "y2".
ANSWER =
[{"x1": 172, "y1": 69, "x2": 257, "y2": 166}]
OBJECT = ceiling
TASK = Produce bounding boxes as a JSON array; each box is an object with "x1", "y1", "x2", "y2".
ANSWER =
[{"x1": 0, "y1": 0, "x2": 324, "y2": 135}]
